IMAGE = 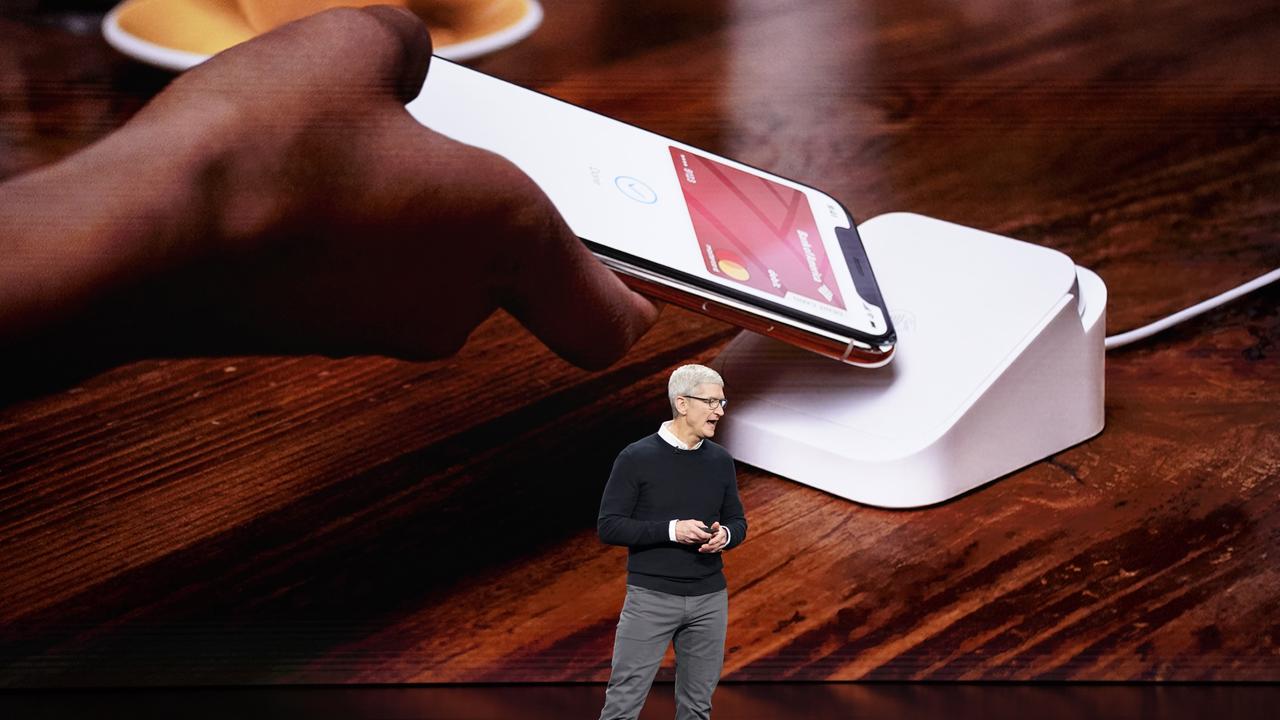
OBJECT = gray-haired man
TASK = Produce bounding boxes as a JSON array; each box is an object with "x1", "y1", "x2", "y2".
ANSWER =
[{"x1": 597, "y1": 364, "x2": 748, "y2": 720}]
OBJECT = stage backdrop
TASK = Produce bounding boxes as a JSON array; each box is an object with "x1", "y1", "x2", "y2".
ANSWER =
[{"x1": 3, "y1": 0, "x2": 1279, "y2": 686}]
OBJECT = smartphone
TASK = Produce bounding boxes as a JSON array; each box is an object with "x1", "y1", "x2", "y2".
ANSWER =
[{"x1": 406, "y1": 59, "x2": 896, "y2": 366}]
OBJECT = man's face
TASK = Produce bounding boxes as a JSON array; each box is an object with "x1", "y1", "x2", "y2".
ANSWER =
[{"x1": 679, "y1": 382, "x2": 726, "y2": 439}]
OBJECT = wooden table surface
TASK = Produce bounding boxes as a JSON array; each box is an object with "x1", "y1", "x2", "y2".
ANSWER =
[{"x1": 1, "y1": 0, "x2": 1277, "y2": 685}]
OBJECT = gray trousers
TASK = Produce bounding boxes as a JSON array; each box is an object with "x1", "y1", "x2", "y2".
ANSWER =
[{"x1": 599, "y1": 584, "x2": 729, "y2": 720}]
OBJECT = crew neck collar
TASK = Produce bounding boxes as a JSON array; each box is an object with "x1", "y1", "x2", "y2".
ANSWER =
[{"x1": 659, "y1": 421, "x2": 703, "y2": 451}]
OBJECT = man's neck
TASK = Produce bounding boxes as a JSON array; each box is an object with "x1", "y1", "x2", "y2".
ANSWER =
[{"x1": 665, "y1": 419, "x2": 703, "y2": 449}]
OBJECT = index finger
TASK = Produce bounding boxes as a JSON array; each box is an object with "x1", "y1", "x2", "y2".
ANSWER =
[{"x1": 500, "y1": 195, "x2": 659, "y2": 369}]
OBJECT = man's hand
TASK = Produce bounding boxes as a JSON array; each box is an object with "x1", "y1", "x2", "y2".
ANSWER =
[
  {"x1": 674, "y1": 519, "x2": 713, "y2": 545},
  {"x1": 0, "y1": 6, "x2": 658, "y2": 370},
  {"x1": 698, "y1": 521, "x2": 728, "y2": 553}
]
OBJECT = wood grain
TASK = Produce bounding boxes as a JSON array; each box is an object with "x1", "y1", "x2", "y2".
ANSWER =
[{"x1": 1, "y1": 0, "x2": 1277, "y2": 684}]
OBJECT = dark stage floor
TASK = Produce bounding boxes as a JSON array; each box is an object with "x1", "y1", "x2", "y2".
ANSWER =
[{"x1": 2, "y1": 683, "x2": 1276, "y2": 719}]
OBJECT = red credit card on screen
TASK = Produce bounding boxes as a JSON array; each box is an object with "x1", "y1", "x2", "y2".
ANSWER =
[{"x1": 669, "y1": 146, "x2": 846, "y2": 310}]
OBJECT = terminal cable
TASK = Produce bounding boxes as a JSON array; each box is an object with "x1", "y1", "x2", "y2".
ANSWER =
[{"x1": 1105, "y1": 267, "x2": 1280, "y2": 350}]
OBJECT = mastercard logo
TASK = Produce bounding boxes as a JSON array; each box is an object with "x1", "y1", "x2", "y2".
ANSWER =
[{"x1": 715, "y1": 250, "x2": 750, "y2": 282}]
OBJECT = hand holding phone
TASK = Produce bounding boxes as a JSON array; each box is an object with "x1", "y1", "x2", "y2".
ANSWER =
[{"x1": 408, "y1": 59, "x2": 897, "y2": 366}]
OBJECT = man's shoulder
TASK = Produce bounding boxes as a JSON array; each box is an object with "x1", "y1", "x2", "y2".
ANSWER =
[
  {"x1": 618, "y1": 433, "x2": 664, "y2": 458},
  {"x1": 702, "y1": 438, "x2": 735, "y2": 462}
]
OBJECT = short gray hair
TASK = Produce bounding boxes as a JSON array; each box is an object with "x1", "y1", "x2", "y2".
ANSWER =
[{"x1": 668, "y1": 364, "x2": 724, "y2": 415}]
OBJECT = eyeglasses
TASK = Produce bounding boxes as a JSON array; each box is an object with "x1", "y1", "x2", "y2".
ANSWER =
[{"x1": 683, "y1": 395, "x2": 728, "y2": 409}]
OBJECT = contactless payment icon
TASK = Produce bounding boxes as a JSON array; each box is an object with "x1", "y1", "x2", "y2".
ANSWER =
[{"x1": 615, "y1": 176, "x2": 658, "y2": 204}]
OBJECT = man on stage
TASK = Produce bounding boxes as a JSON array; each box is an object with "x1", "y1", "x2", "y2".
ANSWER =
[{"x1": 597, "y1": 364, "x2": 748, "y2": 720}]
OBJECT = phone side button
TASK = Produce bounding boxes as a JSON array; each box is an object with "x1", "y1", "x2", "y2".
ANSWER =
[{"x1": 700, "y1": 301, "x2": 775, "y2": 335}]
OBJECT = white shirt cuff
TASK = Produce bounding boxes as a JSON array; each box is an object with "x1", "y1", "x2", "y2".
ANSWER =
[
  {"x1": 669, "y1": 519, "x2": 677, "y2": 542},
  {"x1": 723, "y1": 527, "x2": 731, "y2": 547}
]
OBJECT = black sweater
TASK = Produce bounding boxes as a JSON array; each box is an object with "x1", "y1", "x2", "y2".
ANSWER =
[{"x1": 597, "y1": 433, "x2": 748, "y2": 596}]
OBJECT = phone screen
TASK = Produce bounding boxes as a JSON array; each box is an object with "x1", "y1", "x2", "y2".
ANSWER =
[{"x1": 407, "y1": 59, "x2": 889, "y2": 339}]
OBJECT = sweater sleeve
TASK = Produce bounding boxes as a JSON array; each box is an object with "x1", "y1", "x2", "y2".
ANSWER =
[
  {"x1": 598, "y1": 447, "x2": 669, "y2": 547},
  {"x1": 719, "y1": 456, "x2": 748, "y2": 551}
]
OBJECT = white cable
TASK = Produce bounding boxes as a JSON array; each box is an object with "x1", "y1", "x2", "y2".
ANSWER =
[{"x1": 1105, "y1": 267, "x2": 1280, "y2": 350}]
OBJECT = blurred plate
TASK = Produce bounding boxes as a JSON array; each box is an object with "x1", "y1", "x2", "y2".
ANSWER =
[{"x1": 103, "y1": 0, "x2": 543, "y2": 71}]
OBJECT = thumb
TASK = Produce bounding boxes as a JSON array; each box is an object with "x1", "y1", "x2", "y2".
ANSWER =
[
  {"x1": 359, "y1": 6, "x2": 434, "y2": 103},
  {"x1": 183, "y1": 6, "x2": 433, "y2": 106}
]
